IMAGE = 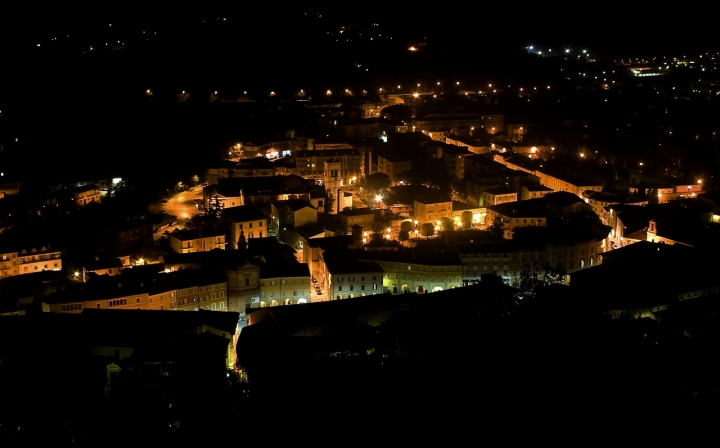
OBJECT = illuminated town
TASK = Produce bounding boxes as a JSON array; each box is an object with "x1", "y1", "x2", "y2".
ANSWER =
[{"x1": 1, "y1": 7, "x2": 720, "y2": 444}]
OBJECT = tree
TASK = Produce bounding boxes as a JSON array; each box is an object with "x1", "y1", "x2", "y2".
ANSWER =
[
  {"x1": 516, "y1": 261, "x2": 569, "y2": 300},
  {"x1": 398, "y1": 230, "x2": 410, "y2": 242},
  {"x1": 206, "y1": 194, "x2": 224, "y2": 219},
  {"x1": 461, "y1": 211, "x2": 473, "y2": 230},
  {"x1": 360, "y1": 172, "x2": 390, "y2": 195},
  {"x1": 440, "y1": 217, "x2": 454, "y2": 232},
  {"x1": 489, "y1": 216, "x2": 505, "y2": 239},
  {"x1": 420, "y1": 223, "x2": 435, "y2": 239},
  {"x1": 400, "y1": 221, "x2": 414, "y2": 233}
]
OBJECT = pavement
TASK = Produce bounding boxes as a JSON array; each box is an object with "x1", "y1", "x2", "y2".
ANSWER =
[{"x1": 153, "y1": 185, "x2": 204, "y2": 240}]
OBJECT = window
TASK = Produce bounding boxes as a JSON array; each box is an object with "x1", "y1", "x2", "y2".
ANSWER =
[
  {"x1": 220, "y1": 291, "x2": 225, "y2": 298},
  {"x1": 422, "y1": 276, "x2": 426, "y2": 282},
  {"x1": 373, "y1": 283, "x2": 377, "y2": 290},
  {"x1": 96, "y1": 303, "x2": 101, "y2": 308},
  {"x1": 416, "y1": 276, "x2": 420, "y2": 281},
  {"x1": 245, "y1": 278, "x2": 250, "y2": 286},
  {"x1": 350, "y1": 285, "x2": 354, "y2": 291},
  {"x1": 261, "y1": 292, "x2": 266, "y2": 298},
  {"x1": 361, "y1": 285, "x2": 365, "y2": 290},
  {"x1": 109, "y1": 299, "x2": 128, "y2": 307},
  {"x1": 431, "y1": 277, "x2": 435, "y2": 283},
  {"x1": 249, "y1": 222, "x2": 253, "y2": 228},
  {"x1": 136, "y1": 297, "x2": 141, "y2": 303},
  {"x1": 293, "y1": 290, "x2": 297, "y2": 296},
  {"x1": 220, "y1": 302, "x2": 225, "y2": 309},
  {"x1": 271, "y1": 292, "x2": 275, "y2": 298},
  {"x1": 282, "y1": 280, "x2": 286, "y2": 285},
  {"x1": 338, "y1": 286, "x2": 343, "y2": 291},
  {"x1": 212, "y1": 303, "x2": 216, "y2": 310},
  {"x1": 62, "y1": 304, "x2": 82, "y2": 311},
  {"x1": 441, "y1": 277, "x2": 444, "y2": 283},
  {"x1": 170, "y1": 292, "x2": 175, "y2": 298},
  {"x1": 271, "y1": 280, "x2": 276, "y2": 286},
  {"x1": 282, "y1": 291, "x2": 286, "y2": 297}
]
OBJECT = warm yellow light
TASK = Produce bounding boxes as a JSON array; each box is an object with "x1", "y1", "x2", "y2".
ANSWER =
[
  {"x1": 326, "y1": 90, "x2": 332, "y2": 95},
  {"x1": 74, "y1": 271, "x2": 79, "y2": 277},
  {"x1": 413, "y1": 93, "x2": 419, "y2": 98},
  {"x1": 698, "y1": 179, "x2": 703, "y2": 184},
  {"x1": 414, "y1": 220, "x2": 419, "y2": 225},
  {"x1": 531, "y1": 147, "x2": 537, "y2": 153},
  {"x1": 409, "y1": 46, "x2": 417, "y2": 51},
  {"x1": 375, "y1": 195, "x2": 383, "y2": 202}
]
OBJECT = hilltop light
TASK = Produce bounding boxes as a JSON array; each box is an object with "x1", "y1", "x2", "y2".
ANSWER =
[{"x1": 409, "y1": 46, "x2": 417, "y2": 51}]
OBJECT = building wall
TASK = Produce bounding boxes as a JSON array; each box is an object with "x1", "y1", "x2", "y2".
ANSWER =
[
  {"x1": 170, "y1": 235, "x2": 227, "y2": 254},
  {"x1": 75, "y1": 189, "x2": 101, "y2": 206},
  {"x1": 328, "y1": 271, "x2": 384, "y2": 300},
  {"x1": 17, "y1": 251, "x2": 62, "y2": 275},
  {"x1": 258, "y1": 276, "x2": 311, "y2": 308},
  {"x1": 369, "y1": 261, "x2": 463, "y2": 294},
  {"x1": 0, "y1": 252, "x2": 18, "y2": 277},
  {"x1": 231, "y1": 219, "x2": 267, "y2": 248},
  {"x1": 225, "y1": 264, "x2": 261, "y2": 315},
  {"x1": 176, "y1": 282, "x2": 228, "y2": 311},
  {"x1": 414, "y1": 201, "x2": 452, "y2": 224},
  {"x1": 292, "y1": 208, "x2": 318, "y2": 228},
  {"x1": 483, "y1": 192, "x2": 518, "y2": 206},
  {"x1": 484, "y1": 209, "x2": 547, "y2": 237},
  {"x1": 520, "y1": 187, "x2": 551, "y2": 201}
]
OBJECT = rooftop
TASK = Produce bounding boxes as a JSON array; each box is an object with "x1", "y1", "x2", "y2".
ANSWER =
[
  {"x1": 325, "y1": 260, "x2": 384, "y2": 275},
  {"x1": 223, "y1": 205, "x2": 267, "y2": 222},
  {"x1": 260, "y1": 262, "x2": 310, "y2": 279}
]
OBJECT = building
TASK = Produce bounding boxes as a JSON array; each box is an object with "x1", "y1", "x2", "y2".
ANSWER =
[
  {"x1": 258, "y1": 263, "x2": 312, "y2": 308},
  {"x1": 104, "y1": 219, "x2": 153, "y2": 251},
  {"x1": 83, "y1": 258, "x2": 125, "y2": 278},
  {"x1": 445, "y1": 134, "x2": 488, "y2": 154},
  {"x1": 582, "y1": 189, "x2": 648, "y2": 217},
  {"x1": 485, "y1": 199, "x2": 548, "y2": 238},
  {"x1": 425, "y1": 142, "x2": 473, "y2": 178},
  {"x1": 323, "y1": 260, "x2": 384, "y2": 300},
  {"x1": 9, "y1": 246, "x2": 63, "y2": 276},
  {"x1": 338, "y1": 208, "x2": 375, "y2": 233},
  {"x1": 295, "y1": 149, "x2": 362, "y2": 186},
  {"x1": 451, "y1": 202, "x2": 486, "y2": 227},
  {"x1": 413, "y1": 113, "x2": 503, "y2": 135},
  {"x1": 224, "y1": 206, "x2": 268, "y2": 249},
  {"x1": 534, "y1": 169, "x2": 602, "y2": 198},
  {"x1": 377, "y1": 154, "x2": 412, "y2": 185},
  {"x1": 73, "y1": 184, "x2": 101, "y2": 206},
  {"x1": 521, "y1": 184, "x2": 553, "y2": 200},
  {"x1": 43, "y1": 269, "x2": 229, "y2": 313},
  {"x1": 352, "y1": 250, "x2": 464, "y2": 294},
  {"x1": 169, "y1": 228, "x2": 227, "y2": 254},
  {"x1": 203, "y1": 175, "x2": 312, "y2": 209},
  {"x1": 482, "y1": 187, "x2": 518, "y2": 207},
  {"x1": 414, "y1": 192, "x2": 452, "y2": 224},
  {"x1": 270, "y1": 200, "x2": 318, "y2": 232}
]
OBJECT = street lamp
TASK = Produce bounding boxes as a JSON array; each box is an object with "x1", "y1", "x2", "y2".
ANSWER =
[{"x1": 375, "y1": 194, "x2": 383, "y2": 203}]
